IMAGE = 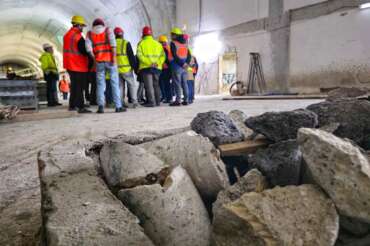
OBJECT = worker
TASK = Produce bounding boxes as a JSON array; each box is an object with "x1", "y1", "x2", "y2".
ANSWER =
[
  {"x1": 136, "y1": 26, "x2": 165, "y2": 107},
  {"x1": 39, "y1": 43, "x2": 62, "y2": 107},
  {"x1": 6, "y1": 67, "x2": 16, "y2": 80},
  {"x1": 86, "y1": 18, "x2": 125, "y2": 114},
  {"x1": 184, "y1": 34, "x2": 198, "y2": 104},
  {"x1": 63, "y1": 15, "x2": 92, "y2": 113},
  {"x1": 169, "y1": 27, "x2": 191, "y2": 106},
  {"x1": 114, "y1": 27, "x2": 138, "y2": 108},
  {"x1": 158, "y1": 35, "x2": 173, "y2": 103},
  {"x1": 58, "y1": 75, "x2": 70, "y2": 100}
]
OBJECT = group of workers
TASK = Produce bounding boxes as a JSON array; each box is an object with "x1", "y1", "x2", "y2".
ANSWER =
[{"x1": 39, "y1": 15, "x2": 198, "y2": 113}]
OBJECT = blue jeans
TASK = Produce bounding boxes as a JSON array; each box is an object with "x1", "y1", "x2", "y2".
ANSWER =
[
  {"x1": 172, "y1": 68, "x2": 188, "y2": 103},
  {"x1": 96, "y1": 62, "x2": 122, "y2": 108},
  {"x1": 187, "y1": 80, "x2": 194, "y2": 103}
]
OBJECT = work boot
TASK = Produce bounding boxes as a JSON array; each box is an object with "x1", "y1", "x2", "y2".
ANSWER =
[
  {"x1": 97, "y1": 106, "x2": 104, "y2": 114},
  {"x1": 78, "y1": 108, "x2": 92, "y2": 114},
  {"x1": 182, "y1": 101, "x2": 188, "y2": 106},
  {"x1": 115, "y1": 107, "x2": 127, "y2": 113},
  {"x1": 142, "y1": 103, "x2": 155, "y2": 108},
  {"x1": 132, "y1": 103, "x2": 138, "y2": 109},
  {"x1": 170, "y1": 101, "x2": 181, "y2": 107}
]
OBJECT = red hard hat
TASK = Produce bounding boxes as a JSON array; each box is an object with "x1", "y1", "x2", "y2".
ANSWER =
[
  {"x1": 93, "y1": 18, "x2": 105, "y2": 26},
  {"x1": 142, "y1": 26, "x2": 152, "y2": 36},
  {"x1": 114, "y1": 27, "x2": 124, "y2": 35},
  {"x1": 183, "y1": 34, "x2": 190, "y2": 41}
]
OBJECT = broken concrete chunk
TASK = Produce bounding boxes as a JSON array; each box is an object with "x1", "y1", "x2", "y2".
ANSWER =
[
  {"x1": 307, "y1": 99, "x2": 370, "y2": 150},
  {"x1": 38, "y1": 146, "x2": 154, "y2": 246},
  {"x1": 190, "y1": 111, "x2": 244, "y2": 146},
  {"x1": 118, "y1": 166, "x2": 211, "y2": 246},
  {"x1": 340, "y1": 216, "x2": 370, "y2": 237},
  {"x1": 336, "y1": 233, "x2": 370, "y2": 246},
  {"x1": 298, "y1": 128, "x2": 370, "y2": 223},
  {"x1": 140, "y1": 131, "x2": 228, "y2": 202},
  {"x1": 100, "y1": 142, "x2": 168, "y2": 188},
  {"x1": 212, "y1": 185, "x2": 339, "y2": 246},
  {"x1": 245, "y1": 109, "x2": 318, "y2": 142},
  {"x1": 248, "y1": 140, "x2": 302, "y2": 187},
  {"x1": 327, "y1": 87, "x2": 368, "y2": 102},
  {"x1": 212, "y1": 169, "x2": 267, "y2": 213},
  {"x1": 228, "y1": 110, "x2": 254, "y2": 139},
  {"x1": 320, "y1": 122, "x2": 341, "y2": 133}
]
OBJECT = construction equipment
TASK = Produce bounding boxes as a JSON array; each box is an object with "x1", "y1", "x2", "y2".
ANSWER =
[
  {"x1": 246, "y1": 52, "x2": 266, "y2": 95},
  {"x1": 0, "y1": 80, "x2": 39, "y2": 110},
  {"x1": 229, "y1": 81, "x2": 247, "y2": 96}
]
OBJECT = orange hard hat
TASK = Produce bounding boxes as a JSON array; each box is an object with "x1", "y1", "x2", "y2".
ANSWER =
[
  {"x1": 114, "y1": 27, "x2": 124, "y2": 36},
  {"x1": 142, "y1": 26, "x2": 152, "y2": 36},
  {"x1": 158, "y1": 35, "x2": 168, "y2": 43}
]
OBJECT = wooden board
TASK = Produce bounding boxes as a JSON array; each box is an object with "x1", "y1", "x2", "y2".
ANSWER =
[
  {"x1": 6, "y1": 111, "x2": 79, "y2": 123},
  {"x1": 218, "y1": 139, "x2": 270, "y2": 157},
  {"x1": 222, "y1": 95, "x2": 327, "y2": 100}
]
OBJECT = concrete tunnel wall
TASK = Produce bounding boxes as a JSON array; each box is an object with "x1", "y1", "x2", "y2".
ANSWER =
[
  {"x1": 0, "y1": 0, "x2": 175, "y2": 78},
  {"x1": 178, "y1": 0, "x2": 370, "y2": 94}
]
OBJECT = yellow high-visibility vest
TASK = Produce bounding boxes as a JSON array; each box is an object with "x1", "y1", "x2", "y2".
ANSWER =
[
  {"x1": 39, "y1": 52, "x2": 58, "y2": 74},
  {"x1": 116, "y1": 38, "x2": 132, "y2": 74},
  {"x1": 137, "y1": 36, "x2": 165, "y2": 71}
]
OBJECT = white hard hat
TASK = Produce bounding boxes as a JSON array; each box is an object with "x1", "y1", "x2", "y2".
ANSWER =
[{"x1": 43, "y1": 43, "x2": 52, "y2": 50}]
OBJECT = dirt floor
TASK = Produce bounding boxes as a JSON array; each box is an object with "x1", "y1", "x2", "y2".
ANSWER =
[{"x1": 0, "y1": 96, "x2": 322, "y2": 246}]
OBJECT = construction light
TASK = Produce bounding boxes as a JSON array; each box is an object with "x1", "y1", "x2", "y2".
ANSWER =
[
  {"x1": 193, "y1": 33, "x2": 223, "y2": 63},
  {"x1": 360, "y1": 2, "x2": 370, "y2": 9}
]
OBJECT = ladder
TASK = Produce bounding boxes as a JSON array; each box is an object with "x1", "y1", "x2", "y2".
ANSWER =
[{"x1": 246, "y1": 52, "x2": 266, "y2": 95}]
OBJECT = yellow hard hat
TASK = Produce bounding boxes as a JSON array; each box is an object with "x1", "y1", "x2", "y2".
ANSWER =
[
  {"x1": 158, "y1": 35, "x2": 168, "y2": 43},
  {"x1": 171, "y1": 27, "x2": 183, "y2": 35},
  {"x1": 71, "y1": 15, "x2": 86, "y2": 26}
]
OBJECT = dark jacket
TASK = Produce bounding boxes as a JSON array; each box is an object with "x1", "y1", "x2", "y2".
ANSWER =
[
  {"x1": 126, "y1": 42, "x2": 138, "y2": 72},
  {"x1": 77, "y1": 37, "x2": 95, "y2": 71}
]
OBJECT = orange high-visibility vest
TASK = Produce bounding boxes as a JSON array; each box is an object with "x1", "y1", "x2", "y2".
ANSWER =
[
  {"x1": 63, "y1": 27, "x2": 88, "y2": 72},
  {"x1": 170, "y1": 41, "x2": 188, "y2": 61},
  {"x1": 162, "y1": 44, "x2": 172, "y2": 69},
  {"x1": 87, "y1": 28, "x2": 113, "y2": 62}
]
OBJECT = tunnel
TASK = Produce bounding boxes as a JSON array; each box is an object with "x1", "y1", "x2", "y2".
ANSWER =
[
  {"x1": 1, "y1": 1, "x2": 370, "y2": 246},
  {"x1": 0, "y1": 0, "x2": 175, "y2": 78}
]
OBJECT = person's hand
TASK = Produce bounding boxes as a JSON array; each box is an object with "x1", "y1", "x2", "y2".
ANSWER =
[
  {"x1": 183, "y1": 63, "x2": 189, "y2": 69},
  {"x1": 151, "y1": 63, "x2": 158, "y2": 68},
  {"x1": 112, "y1": 56, "x2": 117, "y2": 65}
]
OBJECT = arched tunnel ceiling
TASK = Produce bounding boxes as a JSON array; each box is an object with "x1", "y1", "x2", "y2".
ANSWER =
[{"x1": 0, "y1": 0, "x2": 175, "y2": 77}]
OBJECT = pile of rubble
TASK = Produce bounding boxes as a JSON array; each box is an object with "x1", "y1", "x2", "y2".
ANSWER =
[
  {"x1": 0, "y1": 104, "x2": 19, "y2": 121},
  {"x1": 37, "y1": 89, "x2": 370, "y2": 246}
]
